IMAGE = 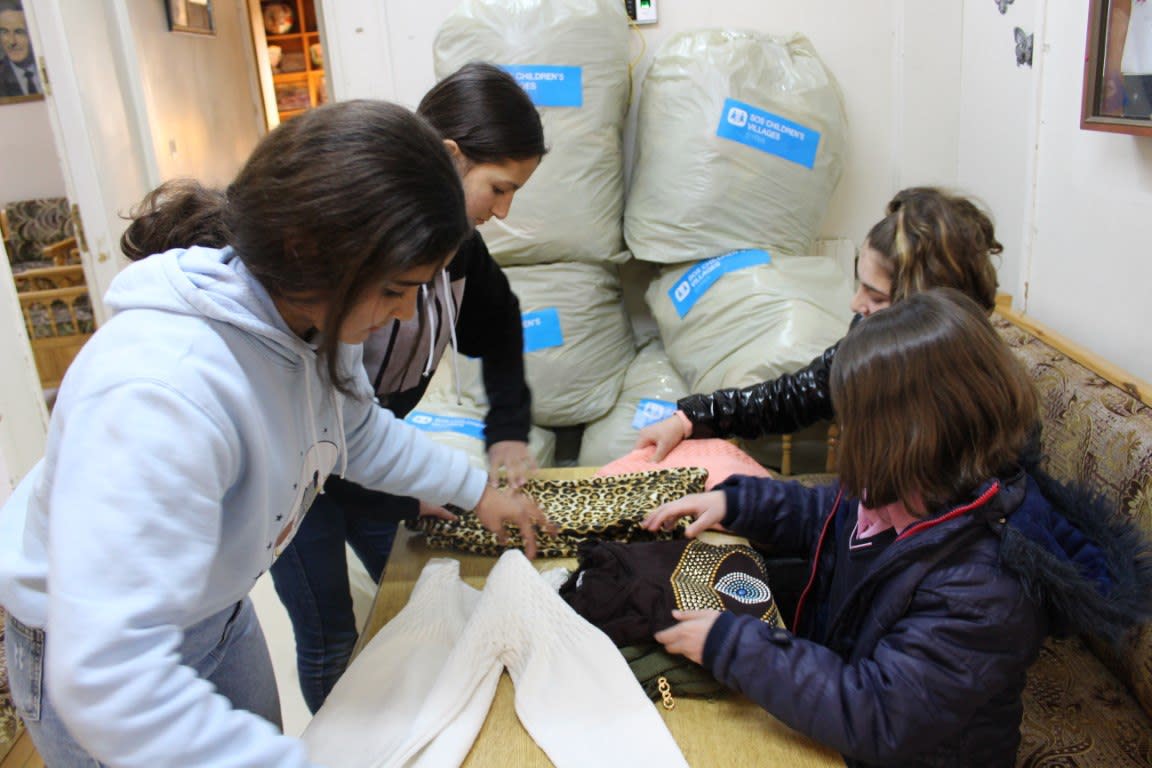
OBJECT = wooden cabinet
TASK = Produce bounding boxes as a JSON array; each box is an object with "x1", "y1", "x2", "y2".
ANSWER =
[{"x1": 248, "y1": 0, "x2": 326, "y2": 128}]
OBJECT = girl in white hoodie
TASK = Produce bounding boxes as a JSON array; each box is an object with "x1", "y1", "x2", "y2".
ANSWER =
[{"x1": 0, "y1": 100, "x2": 548, "y2": 767}]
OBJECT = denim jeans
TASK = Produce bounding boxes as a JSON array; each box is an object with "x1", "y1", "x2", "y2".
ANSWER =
[
  {"x1": 5, "y1": 597, "x2": 279, "y2": 767},
  {"x1": 269, "y1": 476, "x2": 411, "y2": 713}
]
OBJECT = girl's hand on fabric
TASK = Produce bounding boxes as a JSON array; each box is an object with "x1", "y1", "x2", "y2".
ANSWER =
[
  {"x1": 417, "y1": 501, "x2": 457, "y2": 521},
  {"x1": 642, "y1": 491, "x2": 727, "y2": 537},
  {"x1": 654, "y1": 610, "x2": 722, "y2": 665},
  {"x1": 634, "y1": 412, "x2": 690, "y2": 462},
  {"x1": 487, "y1": 440, "x2": 537, "y2": 489},
  {"x1": 474, "y1": 484, "x2": 556, "y2": 560}
]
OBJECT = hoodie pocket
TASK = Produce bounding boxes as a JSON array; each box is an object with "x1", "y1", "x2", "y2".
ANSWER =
[{"x1": 5, "y1": 613, "x2": 44, "y2": 722}]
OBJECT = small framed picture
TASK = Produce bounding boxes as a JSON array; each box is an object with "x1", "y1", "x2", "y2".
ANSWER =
[
  {"x1": 1081, "y1": 0, "x2": 1152, "y2": 136},
  {"x1": 0, "y1": 0, "x2": 45, "y2": 104},
  {"x1": 166, "y1": 0, "x2": 215, "y2": 37}
]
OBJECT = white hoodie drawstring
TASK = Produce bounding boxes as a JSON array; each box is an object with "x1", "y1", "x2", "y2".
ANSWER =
[
  {"x1": 442, "y1": 270, "x2": 462, "y2": 406},
  {"x1": 421, "y1": 284, "x2": 436, "y2": 377},
  {"x1": 334, "y1": 388, "x2": 348, "y2": 479},
  {"x1": 302, "y1": 361, "x2": 323, "y2": 493},
  {"x1": 302, "y1": 349, "x2": 349, "y2": 485}
]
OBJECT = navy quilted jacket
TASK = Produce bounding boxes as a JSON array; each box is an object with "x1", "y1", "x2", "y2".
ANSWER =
[{"x1": 704, "y1": 471, "x2": 1149, "y2": 768}]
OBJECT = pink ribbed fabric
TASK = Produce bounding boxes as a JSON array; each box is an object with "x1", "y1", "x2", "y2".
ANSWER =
[{"x1": 595, "y1": 439, "x2": 771, "y2": 488}]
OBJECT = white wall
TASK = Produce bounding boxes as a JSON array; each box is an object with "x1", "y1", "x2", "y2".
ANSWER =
[
  {"x1": 0, "y1": 240, "x2": 49, "y2": 489},
  {"x1": 957, "y1": 0, "x2": 1043, "y2": 313},
  {"x1": 1021, "y1": 2, "x2": 1152, "y2": 383},
  {"x1": 0, "y1": 101, "x2": 67, "y2": 204},
  {"x1": 126, "y1": 0, "x2": 264, "y2": 188}
]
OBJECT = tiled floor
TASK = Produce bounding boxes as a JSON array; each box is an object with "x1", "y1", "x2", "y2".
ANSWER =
[{"x1": 251, "y1": 547, "x2": 378, "y2": 737}]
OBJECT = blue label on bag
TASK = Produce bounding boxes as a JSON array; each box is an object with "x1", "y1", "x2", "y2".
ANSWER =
[
  {"x1": 404, "y1": 412, "x2": 485, "y2": 441},
  {"x1": 715, "y1": 98, "x2": 821, "y2": 169},
  {"x1": 668, "y1": 249, "x2": 773, "y2": 318},
  {"x1": 522, "y1": 308, "x2": 564, "y2": 352},
  {"x1": 503, "y1": 65, "x2": 583, "y2": 107},
  {"x1": 631, "y1": 399, "x2": 678, "y2": 430}
]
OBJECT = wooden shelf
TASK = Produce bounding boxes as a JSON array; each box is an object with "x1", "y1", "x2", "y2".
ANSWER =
[{"x1": 250, "y1": 0, "x2": 326, "y2": 128}]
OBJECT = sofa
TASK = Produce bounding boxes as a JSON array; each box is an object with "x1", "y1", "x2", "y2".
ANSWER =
[{"x1": 989, "y1": 307, "x2": 1152, "y2": 766}]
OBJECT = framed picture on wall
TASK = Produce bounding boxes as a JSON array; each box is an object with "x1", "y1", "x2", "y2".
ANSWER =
[
  {"x1": 166, "y1": 0, "x2": 216, "y2": 36},
  {"x1": 0, "y1": 0, "x2": 45, "y2": 105},
  {"x1": 1082, "y1": 0, "x2": 1152, "y2": 136}
]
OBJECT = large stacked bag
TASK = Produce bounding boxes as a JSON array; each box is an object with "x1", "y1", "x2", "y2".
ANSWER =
[
  {"x1": 578, "y1": 340, "x2": 690, "y2": 466},
  {"x1": 426, "y1": 262, "x2": 636, "y2": 428},
  {"x1": 435, "y1": 0, "x2": 631, "y2": 265},
  {"x1": 625, "y1": 29, "x2": 848, "y2": 264},
  {"x1": 408, "y1": 363, "x2": 556, "y2": 471},
  {"x1": 646, "y1": 251, "x2": 852, "y2": 392}
]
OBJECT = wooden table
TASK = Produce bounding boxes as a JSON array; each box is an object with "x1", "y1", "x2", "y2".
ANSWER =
[{"x1": 356, "y1": 469, "x2": 844, "y2": 768}]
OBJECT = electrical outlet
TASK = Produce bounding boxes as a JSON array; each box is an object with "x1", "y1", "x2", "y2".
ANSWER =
[{"x1": 624, "y1": 0, "x2": 658, "y2": 25}]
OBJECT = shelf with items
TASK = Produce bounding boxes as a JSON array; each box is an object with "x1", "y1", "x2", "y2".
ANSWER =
[{"x1": 249, "y1": 0, "x2": 326, "y2": 128}]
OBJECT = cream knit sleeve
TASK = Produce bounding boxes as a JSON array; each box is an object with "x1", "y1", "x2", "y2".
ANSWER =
[
  {"x1": 387, "y1": 551, "x2": 688, "y2": 768},
  {"x1": 301, "y1": 558, "x2": 485, "y2": 766}
]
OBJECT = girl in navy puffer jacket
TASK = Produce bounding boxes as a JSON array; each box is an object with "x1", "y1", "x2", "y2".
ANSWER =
[{"x1": 644, "y1": 289, "x2": 1152, "y2": 768}]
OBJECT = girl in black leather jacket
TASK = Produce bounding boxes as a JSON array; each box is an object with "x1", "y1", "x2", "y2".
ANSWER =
[
  {"x1": 636, "y1": 187, "x2": 1002, "y2": 459},
  {"x1": 643, "y1": 290, "x2": 1152, "y2": 768}
]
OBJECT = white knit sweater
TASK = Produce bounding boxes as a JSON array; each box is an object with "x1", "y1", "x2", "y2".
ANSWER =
[{"x1": 303, "y1": 552, "x2": 688, "y2": 767}]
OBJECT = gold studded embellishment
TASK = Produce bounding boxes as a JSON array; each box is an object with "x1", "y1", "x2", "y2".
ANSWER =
[{"x1": 669, "y1": 539, "x2": 785, "y2": 629}]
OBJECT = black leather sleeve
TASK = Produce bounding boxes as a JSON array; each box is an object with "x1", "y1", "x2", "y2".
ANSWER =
[{"x1": 677, "y1": 340, "x2": 841, "y2": 439}]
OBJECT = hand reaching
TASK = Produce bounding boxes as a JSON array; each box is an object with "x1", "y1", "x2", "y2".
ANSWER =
[
  {"x1": 634, "y1": 411, "x2": 691, "y2": 463},
  {"x1": 488, "y1": 440, "x2": 537, "y2": 489},
  {"x1": 473, "y1": 484, "x2": 556, "y2": 559},
  {"x1": 416, "y1": 501, "x2": 456, "y2": 521},
  {"x1": 642, "y1": 491, "x2": 728, "y2": 538},
  {"x1": 653, "y1": 609, "x2": 722, "y2": 665}
]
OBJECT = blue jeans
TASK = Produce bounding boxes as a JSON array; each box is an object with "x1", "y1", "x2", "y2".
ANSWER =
[
  {"x1": 5, "y1": 597, "x2": 279, "y2": 767},
  {"x1": 269, "y1": 476, "x2": 411, "y2": 713}
]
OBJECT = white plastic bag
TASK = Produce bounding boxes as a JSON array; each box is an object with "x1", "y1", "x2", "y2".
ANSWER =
[
  {"x1": 426, "y1": 262, "x2": 636, "y2": 428},
  {"x1": 578, "y1": 340, "x2": 690, "y2": 467},
  {"x1": 646, "y1": 250, "x2": 853, "y2": 392},
  {"x1": 625, "y1": 29, "x2": 848, "y2": 265},
  {"x1": 409, "y1": 370, "x2": 557, "y2": 470},
  {"x1": 435, "y1": 0, "x2": 630, "y2": 266}
]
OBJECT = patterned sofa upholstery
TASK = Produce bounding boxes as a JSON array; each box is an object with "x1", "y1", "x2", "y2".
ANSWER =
[{"x1": 992, "y1": 312, "x2": 1152, "y2": 766}]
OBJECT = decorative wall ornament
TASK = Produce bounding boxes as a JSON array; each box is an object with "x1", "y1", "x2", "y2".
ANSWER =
[{"x1": 1014, "y1": 27, "x2": 1034, "y2": 67}]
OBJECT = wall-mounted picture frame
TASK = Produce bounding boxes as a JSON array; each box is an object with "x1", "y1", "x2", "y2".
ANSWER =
[
  {"x1": 0, "y1": 0, "x2": 45, "y2": 105},
  {"x1": 1082, "y1": 0, "x2": 1152, "y2": 136},
  {"x1": 166, "y1": 0, "x2": 215, "y2": 37}
]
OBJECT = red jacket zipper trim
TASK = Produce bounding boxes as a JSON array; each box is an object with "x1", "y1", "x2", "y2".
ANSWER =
[
  {"x1": 792, "y1": 487, "x2": 843, "y2": 630},
  {"x1": 894, "y1": 481, "x2": 1002, "y2": 542}
]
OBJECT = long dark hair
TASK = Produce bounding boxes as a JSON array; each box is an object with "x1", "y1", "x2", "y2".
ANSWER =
[
  {"x1": 831, "y1": 288, "x2": 1038, "y2": 513},
  {"x1": 864, "y1": 187, "x2": 1001, "y2": 312},
  {"x1": 120, "y1": 100, "x2": 469, "y2": 395},
  {"x1": 417, "y1": 62, "x2": 546, "y2": 163}
]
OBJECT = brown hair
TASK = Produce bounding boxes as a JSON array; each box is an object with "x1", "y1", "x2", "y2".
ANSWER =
[
  {"x1": 864, "y1": 187, "x2": 1001, "y2": 311},
  {"x1": 417, "y1": 62, "x2": 546, "y2": 164},
  {"x1": 831, "y1": 288, "x2": 1037, "y2": 513},
  {"x1": 120, "y1": 100, "x2": 468, "y2": 395}
]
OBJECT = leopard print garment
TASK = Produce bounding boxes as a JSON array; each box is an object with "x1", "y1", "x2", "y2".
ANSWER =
[{"x1": 408, "y1": 468, "x2": 708, "y2": 558}]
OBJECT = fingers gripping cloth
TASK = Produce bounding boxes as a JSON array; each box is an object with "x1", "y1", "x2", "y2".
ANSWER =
[
  {"x1": 304, "y1": 552, "x2": 688, "y2": 768},
  {"x1": 408, "y1": 468, "x2": 708, "y2": 557}
]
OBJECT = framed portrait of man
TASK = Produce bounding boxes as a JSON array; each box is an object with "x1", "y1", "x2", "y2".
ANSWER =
[
  {"x1": 1082, "y1": 0, "x2": 1152, "y2": 135},
  {"x1": 0, "y1": 0, "x2": 44, "y2": 105}
]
